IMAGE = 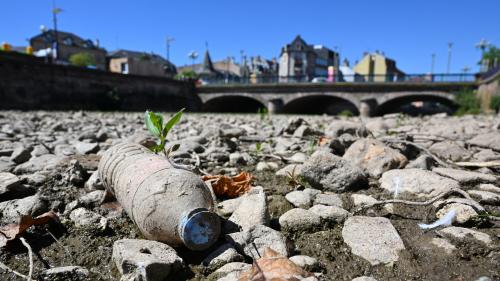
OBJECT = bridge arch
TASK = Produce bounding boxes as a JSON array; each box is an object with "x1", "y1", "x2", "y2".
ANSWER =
[
  {"x1": 282, "y1": 94, "x2": 359, "y2": 115},
  {"x1": 376, "y1": 92, "x2": 457, "y2": 116},
  {"x1": 201, "y1": 95, "x2": 267, "y2": 113}
]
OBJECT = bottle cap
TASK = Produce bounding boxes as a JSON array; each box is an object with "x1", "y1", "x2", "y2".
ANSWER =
[{"x1": 179, "y1": 208, "x2": 220, "y2": 251}]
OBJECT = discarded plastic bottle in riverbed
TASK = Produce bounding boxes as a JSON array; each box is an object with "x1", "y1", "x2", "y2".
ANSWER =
[{"x1": 98, "y1": 142, "x2": 220, "y2": 251}]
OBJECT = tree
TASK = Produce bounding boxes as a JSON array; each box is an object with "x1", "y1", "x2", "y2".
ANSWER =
[
  {"x1": 480, "y1": 45, "x2": 500, "y2": 71},
  {"x1": 175, "y1": 69, "x2": 198, "y2": 80},
  {"x1": 69, "y1": 52, "x2": 96, "y2": 67}
]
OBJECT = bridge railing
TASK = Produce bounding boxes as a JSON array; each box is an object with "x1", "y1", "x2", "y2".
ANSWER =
[{"x1": 201, "y1": 73, "x2": 477, "y2": 85}]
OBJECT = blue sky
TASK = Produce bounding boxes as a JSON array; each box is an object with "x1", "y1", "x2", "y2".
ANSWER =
[{"x1": 1, "y1": 0, "x2": 498, "y2": 73}]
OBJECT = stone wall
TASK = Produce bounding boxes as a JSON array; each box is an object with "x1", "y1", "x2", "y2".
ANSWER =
[
  {"x1": 0, "y1": 51, "x2": 201, "y2": 111},
  {"x1": 477, "y1": 70, "x2": 500, "y2": 112}
]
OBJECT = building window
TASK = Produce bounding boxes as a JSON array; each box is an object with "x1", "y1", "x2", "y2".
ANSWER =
[
  {"x1": 120, "y1": 62, "x2": 129, "y2": 74},
  {"x1": 83, "y1": 40, "x2": 94, "y2": 49}
]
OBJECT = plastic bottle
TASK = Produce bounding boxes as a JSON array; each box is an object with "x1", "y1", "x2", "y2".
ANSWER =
[{"x1": 98, "y1": 142, "x2": 220, "y2": 250}]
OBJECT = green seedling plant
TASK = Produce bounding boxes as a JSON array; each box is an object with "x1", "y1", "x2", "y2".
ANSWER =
[{"x1": 144, "y1": 108, "x2": 184, "y2": 158}]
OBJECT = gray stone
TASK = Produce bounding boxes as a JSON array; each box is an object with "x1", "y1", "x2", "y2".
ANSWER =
[
  {"x1": 478, "y1": 184, "x2": 500, "y2": 194},
  {"x1": 54, "y1": 144, "x2": 77, "y2": 156},
  {"x1": 214, "y1": 262, "x2": 252, "y2": 281},
  {"x1": 21, "y1": 172, "x2": 47, "y2": 186},
  {"x1": 217, "y1": 197, "x2": 243, "y2": 217},
  {"x1": 467, "y1": 190, "x2": 500, "y2": 205},
  {"x1": 325, "y1": 121, "x2": 369, "y2": 138},
  {"x1": 379, "y1": 169, "x2": 460, "y2": 199},
  {"x1": 289, "y1": 255, "x2": 320, "y2": 271},
  {"x1": 10, "y1": 145, "x2": 33, "y2": 164},
  {"x1": 343, "y1": 139, "x2": 408, "y2": 178},
  {"x1": 0, "y1": 195, "x2": 48, "y2": 224},
  {"x1": 40, "y1": 266, "x2": 89, "y2": 281},
  {"x1": 429, "y1": 141, "x2": 471, "y2": 162},
  {"x1": 13, "y1": 154, "x2": 63, "y2": 174},
  {"x1": 0, "y1": 157, "x2": 15, "y2": 172},
  {"x1": 255, "y1": 161, "x2": 279, "y2": 171},
  {"x1": 437, "y1": 226, "x2": 492, "y2": 246},
  {"x1": 342, "y1": 216, "x2": 405, "y2": 265},
  {"x1": 467, "y1": 132, "x2": 500, "y2": 151},
  {"x1": 313, "y1": 193, "x2": 343, "y2": 208},
  {"x1": 406, "y1": 155, "x2": 435, "y2": 170},
  {"x1": 113, "y1": 239, "x2": 183, "y2": 281},
  {"x1": 430, "y1": 238, "x2": 456, "y2": 254},
  {"x1": 30, "y1": 144, "x2": 50, "y2": 157},
  {"x1": 279, "y1": 208, "x2": 322, "y2": 231},
  {"x1": 0, "y1": 172, "x2": 26, "y2": 199},
  {"x1": 69, "y1": 207, "x2": 107, "y2": 229},
  {"x1": 309, "y1": 204, "x2": 350, "y2": 223},
  {"x1": 276, "y1": 164, "x2": 303, "y2": 177},
  {"x1": 351, "y1": 194, "x2": 378, "y2": 207},
  {"x1": 226, "y1": 225, "x2": 291, "y2": 258},
  {"x1": 219, "y1": 125, "x2": 246, "y2": 138},
  {"x1": 433, "y1": 168, "x2": 497, "y2": 184},
  {"x1": 473, "y1": 149, "x2": 500, "y2": 161},
  {"x1": 300, "y1": 151, "x2": 368, "y2": 192},
  {"x1": 84, "y1": 171, "x2": 104, "y2": 190},
  {"x1": 435, "y1": 203, "x2": 478, "y2": 224},
  {"x1": 202, "y1": 243, "x2": 244, "y2": 269},
  {"x1": 289, "y1": 152, "x2": 308, "y2": 163},
  {"x1": 293, "y1": 125, "x2": 321, "y2": 138},
  {"x1": 285, "y1": 190, "x2": 314, "y2": 208},
  {"x1": 74, "y1": 141, "x2": 100, "y2": 155},
  {"x1": 352, "y1": 277, "x2": 378, "y2": 281},
  {"x1": 228, "y1": 186, "x2": 268, "y2": 231}
]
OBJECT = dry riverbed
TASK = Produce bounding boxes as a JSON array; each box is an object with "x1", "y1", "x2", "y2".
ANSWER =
[{"x1": 0, "y1": 111, "x2": 499, "y2": 281}]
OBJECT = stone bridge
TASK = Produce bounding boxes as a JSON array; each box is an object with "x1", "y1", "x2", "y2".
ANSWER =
[{"x1": 197, "y1": 82, "x2": 477, "y2": 116}]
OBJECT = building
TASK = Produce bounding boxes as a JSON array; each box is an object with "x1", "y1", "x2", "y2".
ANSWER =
[
  {"x1": 108, "y1": 49, "x2": 176, "y2": 78},
  {"x1": 30, "y1": 30, "x2": 107, "y2": 70},
  {"x1": 353, "y1": 51, "x2": 405, "y2": 82},
  {"x1": 278, "y1": 35, "x2": 340, "y2": 82}
]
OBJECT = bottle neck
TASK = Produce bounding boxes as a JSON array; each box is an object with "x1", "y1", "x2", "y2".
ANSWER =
[{"x1": 178, "y1": 208, "x2": 221, "y2": 251}]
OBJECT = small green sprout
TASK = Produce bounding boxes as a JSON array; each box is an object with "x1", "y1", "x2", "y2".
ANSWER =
[
  {"x1": 144, "y1": 108, "x2": 184, "y2": 156},
  {"x1": 255, "y1": 142, "x2": 262, "y2": 154}
]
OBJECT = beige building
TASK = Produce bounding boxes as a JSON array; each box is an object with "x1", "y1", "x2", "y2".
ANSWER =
[
  {"x1": 108, "y1": 50, "x2": 176, "y2": 78},
  {"x1": 353, "y1": 52, "x2": 405, "y2": 82},
  {"x1": 30, "y1": 30, "x2": 107, "y2": 69}
]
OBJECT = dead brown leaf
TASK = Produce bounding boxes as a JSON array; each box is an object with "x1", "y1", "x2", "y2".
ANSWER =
[
  {"x1": 0, "y1": 211, "x2": 59, "y2": 248},
  {"x1": 238, "y1": 247, "x2": 316, "y2": 281},
  {"x1": 318, "y1": 136, "x2": 331, "y2": 146},
  {"x1": 202, "y1": 172, "x2": 253, "y2": 198}
]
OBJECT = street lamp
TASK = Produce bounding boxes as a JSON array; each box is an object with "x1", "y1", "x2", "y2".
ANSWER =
[
  {"x1": 461, "y1": 66, "x2": 470, "y2": 81},
  {"x1": 430, "y1": 53, "x2": 436, "y2": 74},
  {"x1": 446, "y1": 42, "x2": 453, "y2": 75},
  {"x1": 188, "y1": 51, "x2": 198, "y2": 71},
  {"x1": 166, "y1": 37, "x2": 174, "y2": 61},
  {"x1": 476, "y1": 39, "x2": 490, "y2": 72},
  {"x1": 51, "y1": 0, "x2": 62, "y2": 60}
]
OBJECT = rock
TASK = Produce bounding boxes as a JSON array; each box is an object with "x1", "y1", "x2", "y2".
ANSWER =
[
  {"x1": 213, "y1": 262, "x2": 252, "y2": 281},
  {"x1": 433, "y1": 168, "x2": 497, "y2": 184},
  {"x1": 0, "y1": 195, "x2": 47, "y2": 224},
  {"x1": 293, "y1": 125, "x2": 321, "y2": 138},
  {"x1": 351, "y1": 194, "x2": 378, "y2": 207},
  {"x1": 435, "y1": 203, "x2": 478, "y2": 224},
  {"x1": 54, "y1": 144, "x2": 77, "y2": 156},
  {"x1": 352, "y1": 277, "x2": 378, "y2": 281},
  {"x1": 13, "y1": 154, "x2": 63, "y2": 174},
  {"x1": 74, "y1": 141, "x2": 100, "y2": 154},
  {"x1": 21, "y1": 172, "x2": 47, "y2": 186},
  {"x1": 69, "y1": 207, "x2": 107, "y2": 229},
  {"x1": 226, "y1": 225, "x2": 291, "y2": 258},
  {"x1": 429, "y1": 141, "x2": 471, "y2": 162},
  {"x1": 285, "y1": 189, "x2": 319, "y2": 208},
  {"x1": 325, "y1": 121, "x2": 369, "y2": 138},
  {"x1": 300, "y1": 151, "x2": 368, "y2": 192},
  {"x1": 279, "y1": 208, "x2": 322, "y2": 232},
  {"x1": 309, "y1": 204, "x2": 349, "y2": 223},
  {"x1": 467, "y1": 132, "x2": 500, "y2": 151},
  {"x1": 343, "y1": 139, "x2": 408, "y2": 178},
  {"x1": 477, "y1": 184, "x2": 500, "y2": 194},
  {"x1": 40, "y1": 266, "x2": 89, "y2": 281},
  {"x1": 217, "y1": 197, "x2": 243, "y2": 217},
  {"x1": 437, "y1": 226, "x2": 492, "y2": 246},
  {"x1": 473, "y1": 149, "x2": 500, "y2": 161},
  {"x1": 313, "y1": 193, "x2": 343, "y2": 208},
  {"x1": 289, "y1": 152, "x2": 308, "y2": 163},
  {"x1": 255, "y1": 161, "x2": 279, "y2": 171},
  {"x1": 405, "y1": 155, "x2": 435, "y2": 170},
  {"x1": 342, "y1": 216, "x2": 405, "y2": 265},
  {"x1": 379, "y1": 169, "x2": 460, "y2": 199},
  {"x1": 10, "y1": 145, "x2": 33, "y2": 164},
  {"x1": 0, "y1": 172, "x2": 31, "y2": 200},
  {"x1": 220, "y1": 124, "x2": 245, "y2": 138},
  {"x1": 430, "y1": 238, "x2": 456, "y2": 254},
  {"x1": 228, "y1": 186, "x2": 268, "y2": 231},
  {"x1": 289, "y1": 255, "x2": 320, "y2": 271},
  {"x1": 202, "y1": 243, "x2": 244, "y2": 270},
  {"x1": 113, "y1": 239, "x2": 183, "y2": 281},
  {"x1": 30, "y1": 144, "x2": 50, "y2": 157},
  {"x1": 467, "y1": 190, "x2": 500, "y2": 205},
  {"x1": 84, "y1": 171, "x2": 104, "y2": 190},
  {"x1": 276, "y1": 164, "x2": 303, "y2": 177},
  {"x1": 0, "y1": 157, "x2": 15, "y2": 172}
]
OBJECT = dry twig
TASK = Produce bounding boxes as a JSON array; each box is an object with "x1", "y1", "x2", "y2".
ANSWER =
[{"x1": 20, "y1": 237, "x2": 34, "y2": 281}]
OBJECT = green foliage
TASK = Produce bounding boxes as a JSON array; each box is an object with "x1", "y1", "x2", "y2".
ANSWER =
[
  {"x1": 69, "y1": 52, "x2": 96, "y2": 67},
  {"x1": 255, "y1": 142, "x2": 262, "y2": 154},
  {"x1": 175, "y1": 70, "x2": 198, "y2": 80},
  {"x1": 337, "y1": 110, "x2": 353, "y2": 117},
  {"x1": 257, "y1": 107, "x2": 269, "y2": 121},
  {"x1": 454, "y1": 89, "x2": 481, "y2": 116},
  {"x1": 491, "y1": 96, "x2": 500, "y2": 113},
  {"x1": 144, "y1": 108, "x2": 185, "y2": 155},
  {"x1": 480, "y1": 45, "x2": 500, "y2": 69}
]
